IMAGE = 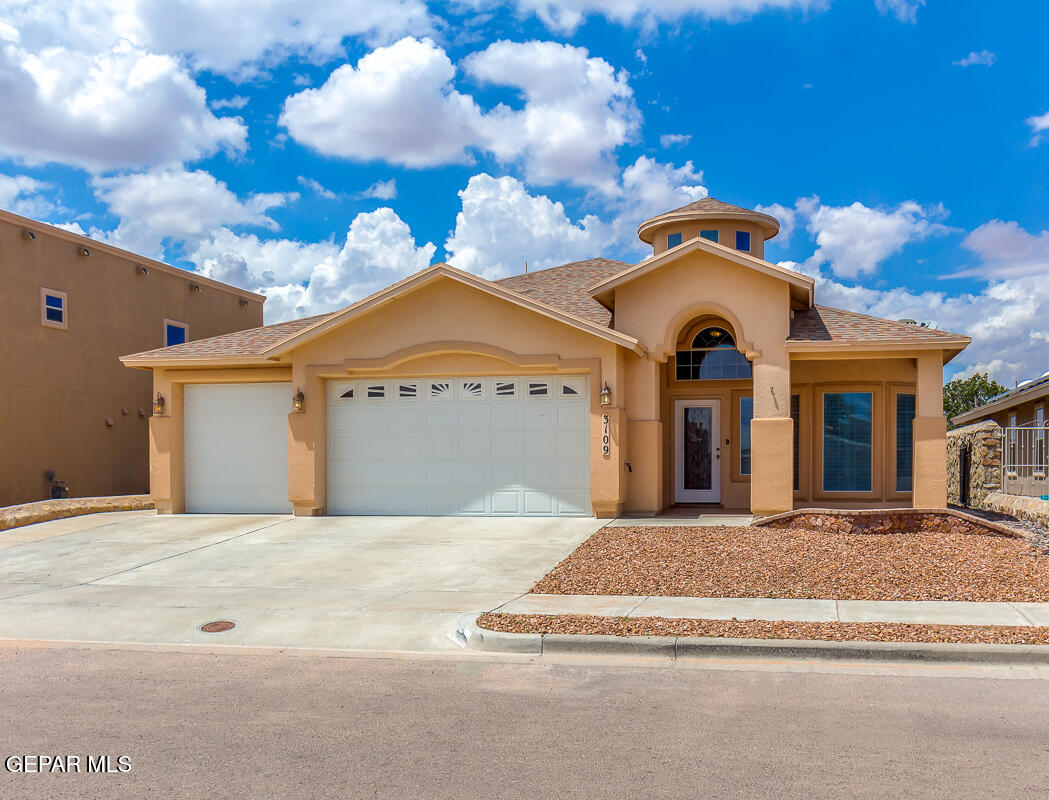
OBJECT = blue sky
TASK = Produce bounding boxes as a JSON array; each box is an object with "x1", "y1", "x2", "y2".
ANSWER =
[{"x1": 2, "y1": 0, "x2": 1048, "y2": 382}]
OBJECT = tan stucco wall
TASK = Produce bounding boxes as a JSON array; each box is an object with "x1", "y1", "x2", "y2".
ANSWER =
[
  {"x1": 0, "y1": 215, "x2": 264, "y2": 507},
  {"x1": 613, "y1": 250, "x2": 795, "y2": 514},
  {"x1": 974, "y1": 395, "x2": 1048, "y2": 429},
  {"x1": 648, "y1": 220, "x2": 768, "y2": 260}
]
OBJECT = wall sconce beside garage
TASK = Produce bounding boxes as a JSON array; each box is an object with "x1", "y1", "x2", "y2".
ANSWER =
[
  {"x1": 153, "y1": 392, "x2": 166, "y2": 416},
  {"x1": 292, "y1": 387, "x2": 305, "y2": 413}
]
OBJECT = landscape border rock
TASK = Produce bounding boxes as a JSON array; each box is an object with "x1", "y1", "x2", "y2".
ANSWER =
[
  {"x1": 753, "y1": 507, "x2": 1024, "y2": 540},
  {"x1": 0, "y1": 495, "x2": 154, "y2": 532}
]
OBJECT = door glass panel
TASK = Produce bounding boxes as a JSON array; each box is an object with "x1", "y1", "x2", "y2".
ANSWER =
[{"x1": 683, "y1": 406, "x2": 713, "y2": 490}]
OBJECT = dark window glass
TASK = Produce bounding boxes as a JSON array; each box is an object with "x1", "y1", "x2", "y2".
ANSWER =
[
  {"x1": 740, "y1": 396, "x2": 753, "y2": 475},
  {"x1": 823, "y1": 392, "x2": 873, "y2": 492},
  {"x1": 165, "y1": 324, "x2": 187, "y2": 346},
  {"x1": 700, "y1": 229, "x2": 718, "y2": 243},
  {"x1": 896, "y1": 393, "x2": 916, "y2": 492},
  {"x1": 666, "y1": 232, "x2": 683, "y2": 249},
  {"x1": 735, "y1": 231, "x2": 751, "y2": 251},
  {"x1": 791, "y1": 394, "x2": 801, "y2": 491},
  {"x1": 45, "y1": 294, "x2": 63, "y2": 309},
  {"x1": 691, "y1": 327, "x2": 734, "y2": 348}
]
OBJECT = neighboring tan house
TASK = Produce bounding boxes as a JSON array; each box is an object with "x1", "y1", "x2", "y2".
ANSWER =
[
  {"x1": 1, "y1": 208, "x2": 265, "y2": 506},
  {"x1": 951, "y1": 372, "x2": 1049, "y2": 430},
  {"x1": 121, "y1": 198, "x2": 970, "y2": 518}
]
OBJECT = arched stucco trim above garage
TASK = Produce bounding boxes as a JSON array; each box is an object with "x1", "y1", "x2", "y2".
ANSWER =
[{"x1": 322, "y1": 340, "x2": 600, "y2": 376}]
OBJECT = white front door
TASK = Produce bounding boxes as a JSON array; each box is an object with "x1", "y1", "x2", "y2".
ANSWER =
[
  {"x1": 674, "y1": 399, "x2": 722, "y2": 503},
  {"x1": 326, "y1": 376, "x2": 591, "y2": 516}
]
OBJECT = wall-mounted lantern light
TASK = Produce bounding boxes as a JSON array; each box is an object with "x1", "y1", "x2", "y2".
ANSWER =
[
  {"x1": 600, "y1": 383, "x2": 612, "y2": 406},
  {"x1": 153, "y1": 392, "x2": 166, "y2": 416},
  {"x1": 292, "y1": 387, "x2": 305, "y2": 413}
]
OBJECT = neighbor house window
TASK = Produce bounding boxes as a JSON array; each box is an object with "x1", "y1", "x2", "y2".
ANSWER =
[
  {"x1": 823, "y1": 392, "x2": 873, "y2": 492},
  {"x1": 700, "y1": 229, "x2": 718, "y2": 243},
  {"x1": 735, "y1": 231, "x2": 751, "y2": 252},
  {"x1": 164, "y1": 319, "x2": 188, "y2": 346},
  {"x1": 666, "y1": 232, "x2": 683, "y2": 249},
  {"x1": 896, "y1": 393, "x2": 916, "y2": 492},
  {"x1": 740, "y1": 396, "x2": 754, "y2": 475},
  {"x1": 675, "y1": 326, "x2": 752, "y2": 380},
  {"x1": 41, "y1": 288, "x2": 67, "y2": 329}
]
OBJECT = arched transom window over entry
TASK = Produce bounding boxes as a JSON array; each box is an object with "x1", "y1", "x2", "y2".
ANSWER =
[{"x1": 675, "y1": 326, "x2": 753, "y2": 380}]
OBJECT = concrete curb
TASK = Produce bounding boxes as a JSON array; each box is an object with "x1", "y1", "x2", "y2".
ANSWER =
[{"x1": 467, "y1": 621, "x2": 1049, "y2": 665}]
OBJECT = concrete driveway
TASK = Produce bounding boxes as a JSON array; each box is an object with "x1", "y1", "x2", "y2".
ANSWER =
[{"x1": 0, "y1": 511, "x2": 604, "y2": 653}]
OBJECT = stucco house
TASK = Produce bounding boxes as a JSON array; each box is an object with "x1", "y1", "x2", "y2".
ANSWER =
[
  {"x1": 121, "y1": 199, "x2": 970, "y2": 518},
  {"x1": 951, "y1": 372, "x2": 1049, "y2": 430},
  {"x1": 1, "y1": 208, "x2": 265, "y2": 507}
]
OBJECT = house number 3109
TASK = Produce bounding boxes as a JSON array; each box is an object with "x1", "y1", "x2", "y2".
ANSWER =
[{"x1": 601, "y1": 413, "x2": 610, "y2": 457}]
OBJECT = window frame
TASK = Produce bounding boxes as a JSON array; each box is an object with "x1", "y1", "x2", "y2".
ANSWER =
[
  {"x1": 735, "y1": 230, "x2": 751, "y2": 252},
  {"x1": 666, "y1": 232, "x2": 683, "y2": 249},
  {"x1": 163, "y1": 318, "x2": 189, "y2": 347},
  {"x1": 40, "y1": 288, "x2": 67, "y2": 330},
  {"x1": 816, "y1": 385, "x2": 879, "y2": 497},
  {"x1": 888, "y1": 386, "x2": 917, "y2": 497}
]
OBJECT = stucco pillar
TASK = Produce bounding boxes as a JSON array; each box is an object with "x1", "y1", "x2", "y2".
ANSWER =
[
  {"x1": 913, "y1": 351, "x2": 947, "y2": 508},
  {"x1": 750, "y1": 357, "x2": 793, "y2": 515},
  {"x1": 624, "y1": 356, "x2": 662, "y2": 514},
  {"x1": 288, "y1": 368, "x2": 326, "y2": 516},
  {"x1": 591, "y1": 405, "x2": 626, "y2": 518},
  {"x1": 148, "y1": 372, "x2": 183, "y2": 513}
]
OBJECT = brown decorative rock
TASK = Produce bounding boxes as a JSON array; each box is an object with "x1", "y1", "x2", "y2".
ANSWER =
[{"x1": 0, "y1": 495, "x2": 154, "y2": 532}]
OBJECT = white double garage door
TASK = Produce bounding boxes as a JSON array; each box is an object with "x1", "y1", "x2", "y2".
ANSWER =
[{"x1": 184, "y1": 376, "x2": 591, "y2": 516}]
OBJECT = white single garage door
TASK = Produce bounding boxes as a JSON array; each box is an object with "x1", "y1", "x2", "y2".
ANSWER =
[
  {"x1": 327, "y1": 376, "x2": 591, "y2": 516},
  {"x1": 184, "y1": 383, "x2": 292, "y2": 513}
]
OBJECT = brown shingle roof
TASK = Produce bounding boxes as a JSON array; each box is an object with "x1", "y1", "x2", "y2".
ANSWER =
[
  {"x1": 789, "y1": 305, "x2": 968, "y2": 344},
  {"x1": 124, "y1": 265, "x2": 970, "y2": 363},
  {"x1": 496, "y1": 257, "x2": 629, "y2": 326},
  {"x1": 123, "y1": 313, "x2": 333, "y2": 360},
  {"x1": 661, "y1": 197, "x2": 757, "y2": 216}
]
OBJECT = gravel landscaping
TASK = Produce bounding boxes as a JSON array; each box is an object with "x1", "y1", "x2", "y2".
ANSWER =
[
  {"x1": 531, "y1": 525, "x2": 1049, "y2": 602},
  {"x1": 478, "y1": 612, "x2": 1049, "y2": 645}
]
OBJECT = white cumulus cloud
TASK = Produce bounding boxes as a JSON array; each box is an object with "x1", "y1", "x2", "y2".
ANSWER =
[
  {"x1": 281, "y1": 37, "x2": 641, "y2": 194},
  {"x1": 91, "y1": 167, "x2": 296, "y2": 256},
  {"x1": 874, "y1": 0, "x2": 924, "y2": 23},
  {"x1": 795, "y1": 196, "x2": 951, "y2": 278},
  {"x1": 0, "y1": 38, "x2": 246, "y2": 172},
  {"x1": 190, "y1": 208, "x2": 435, "y2": 321},
  {"x1": 957, "y1": 220, "x2": 1049, "y2": 280},
  {"x1": 953, "y1": 50, "x2": 996, "y2": 68},
  {"x1": 363, "y1": 179, "x2": 398, "y2": 200},
  {"x1": 444, "y1": 173, "x2": 609, "y2": 279},
  {"x1": 0, "y1": 172, "x2": 51, "y2": 216},
  {"x1": 0, "y1": 0, "x2": 432, "y2": 78}
]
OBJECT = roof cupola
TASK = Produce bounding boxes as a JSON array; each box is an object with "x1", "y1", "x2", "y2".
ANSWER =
[{"x1": 638, "y1": 197, "x2": 780, "y2": 260}]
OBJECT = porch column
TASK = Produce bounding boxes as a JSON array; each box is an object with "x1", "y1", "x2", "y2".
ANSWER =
[
  {"x1": 148, "y1": 371, "x2": 184, "y2": 514},
  {"x1": 288, "y1": 367, "x2": 326, "y2": 516},
  {"x1": 750, "y1": 356, "x2": 793, "y2": 515},
  {"x1": 912, "y1": 350, "x2": 948, "y2": 508},
  {"x1": 624, "y1": 356, "x2": 662, "y2": 514}
]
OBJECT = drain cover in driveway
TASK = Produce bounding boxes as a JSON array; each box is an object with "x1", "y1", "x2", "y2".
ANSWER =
[{"x1": 200, "y1": 620, "x2": 236, "y2": 633}]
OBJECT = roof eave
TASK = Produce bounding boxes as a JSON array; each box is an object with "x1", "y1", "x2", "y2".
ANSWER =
[
  {"x1": 118, "y1": 356, "x2": 284, "y2": 369},
  {"x1": 951, "y1": 380, "x2": 1049, "y2": 425}
]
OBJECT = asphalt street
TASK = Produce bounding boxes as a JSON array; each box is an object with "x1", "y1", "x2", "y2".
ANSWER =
[{"x1": 1, "y1": 644, "x2": 1047, "y2": 799}]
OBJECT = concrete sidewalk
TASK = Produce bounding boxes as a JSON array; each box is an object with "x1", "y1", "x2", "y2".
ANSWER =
[{"x1": 491, "y1": 593, "x2": 1049, "y2": 626}]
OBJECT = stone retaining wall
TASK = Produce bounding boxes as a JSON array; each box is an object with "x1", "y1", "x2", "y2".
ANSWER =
[
  {"x1": 0, "y1": 495, "x2": 154, "y2": 532},
  {"x1": 982, "y1": 492, "x2": 1049, "y2": 528},
  {"x1": 755, "y1": 508, "x2": 1019, "y2": 538},
  {"x1": 947, "y1": 420, "x2": 1002, "y2": 508}
]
